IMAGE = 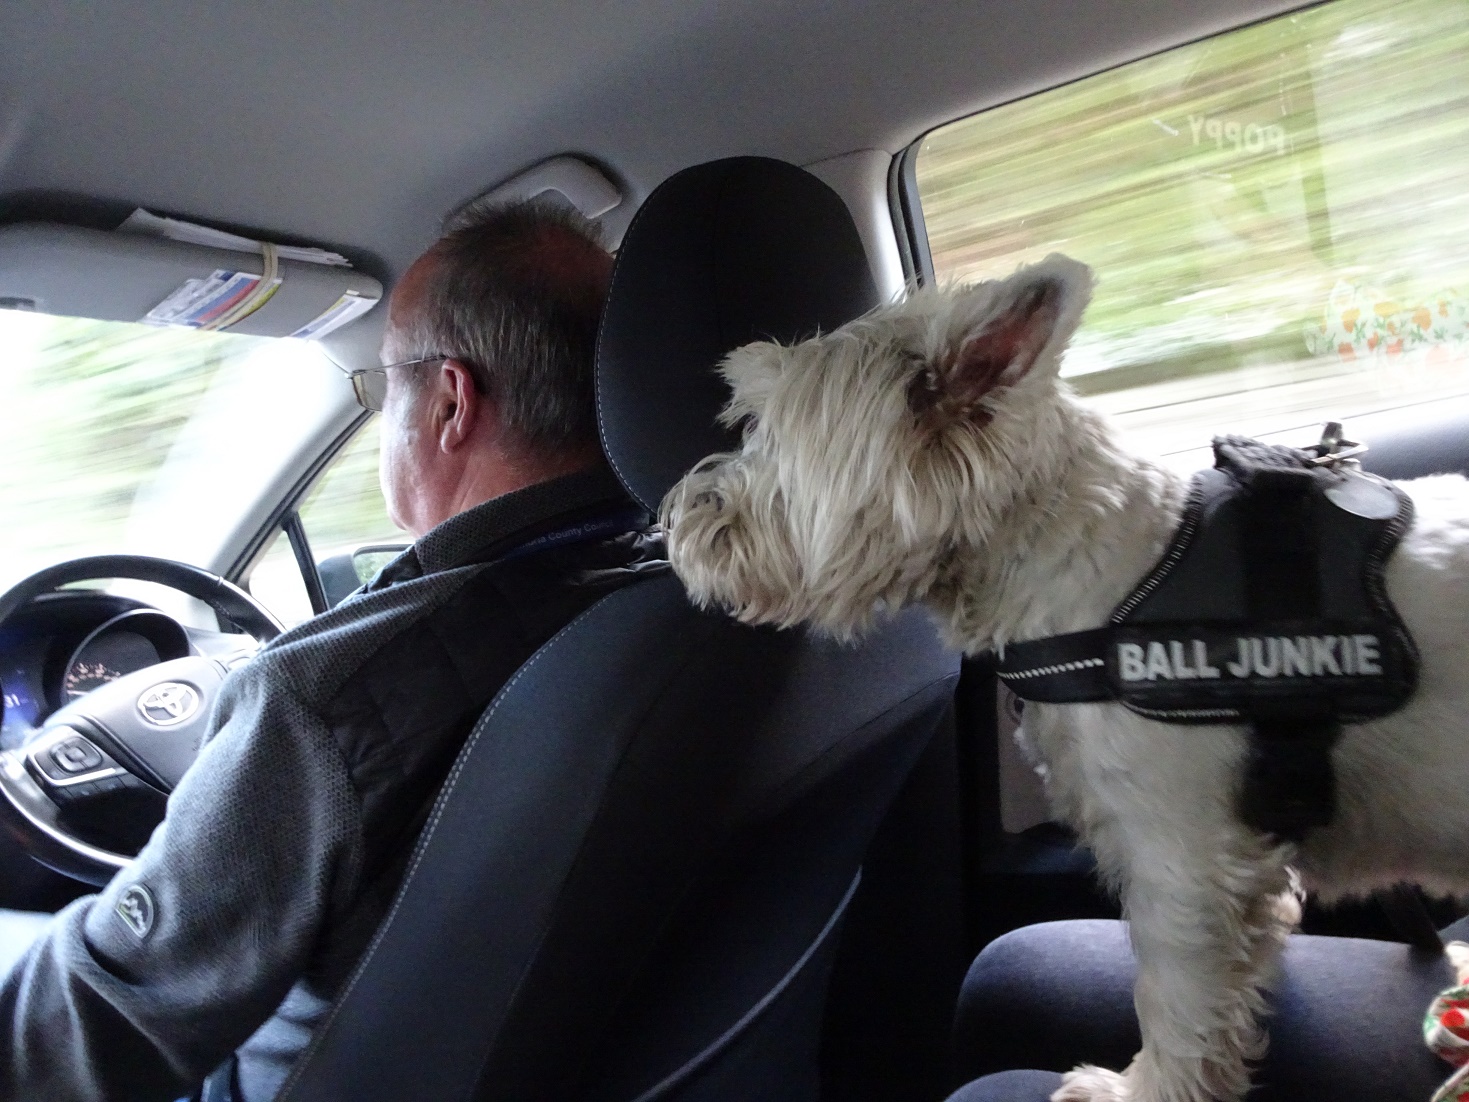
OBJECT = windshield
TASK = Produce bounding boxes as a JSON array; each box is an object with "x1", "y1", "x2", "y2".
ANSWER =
[{"x1": 0, "y1": 308, "x2": 354, "y2": 595}]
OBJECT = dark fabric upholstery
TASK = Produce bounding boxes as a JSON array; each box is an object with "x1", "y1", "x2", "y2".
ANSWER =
[
  {"x1": 946, "y1": 1070, "x2": 1061, "y2": 1102},
  {"x1": 953, "y1": 919, "x2": 1452, "y2": 1100},
  {"x1": 280, "y1": 578, "x2": 956, "y2": 1102}
]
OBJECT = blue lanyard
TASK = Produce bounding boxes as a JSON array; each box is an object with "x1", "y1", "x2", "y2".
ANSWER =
[{"x1": 492, "y1": 505, "x2": 649, "y2": 565}]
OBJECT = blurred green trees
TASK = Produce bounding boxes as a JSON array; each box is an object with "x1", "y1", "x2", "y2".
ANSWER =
[
  {"x1": 0, "y1": 311, "x2": 399, "y2": 604},
  {"x1": 298, "y1": 416, "x2": 402, "y2": 557},
  {"x1": 0, "y1": 315, "x2": 244, "y2": 574},
  {"x1": 917, "y1": 0, "x2": 1469, "y2": 394}
]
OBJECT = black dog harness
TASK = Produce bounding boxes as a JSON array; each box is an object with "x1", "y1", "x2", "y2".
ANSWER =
[{"x1": 997, "y1": 428, "x2": 1420, "y2": 841}]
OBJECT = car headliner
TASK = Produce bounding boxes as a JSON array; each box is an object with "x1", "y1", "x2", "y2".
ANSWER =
[{"x1": 1, "y1": 0, "x2": 1303, "y2": 292}]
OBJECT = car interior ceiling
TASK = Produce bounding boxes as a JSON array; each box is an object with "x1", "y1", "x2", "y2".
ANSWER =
[
  {"x1": 0, "y1": 0, "x2": 1308, "y2": 314},
  {"x1": 4, "y1": 1, "x2": 1469, "y2": 1100}
]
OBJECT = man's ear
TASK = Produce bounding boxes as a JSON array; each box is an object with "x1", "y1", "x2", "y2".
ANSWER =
[
  {"x1": 435, "y1": 358, "x2": 480, "y2": 451},
  {"x1": 944, "y1": 254, "x2": 1093, "y2": 411}
]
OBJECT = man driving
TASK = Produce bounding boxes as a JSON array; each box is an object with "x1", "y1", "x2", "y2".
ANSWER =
[{"x1": 0, "y1": 198, "x2": 662, "y2": 1101}]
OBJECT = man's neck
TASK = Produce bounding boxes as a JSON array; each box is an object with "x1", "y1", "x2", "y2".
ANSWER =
[{"x1": 432, "y1": 442, "x2": 606, "y2": 534}]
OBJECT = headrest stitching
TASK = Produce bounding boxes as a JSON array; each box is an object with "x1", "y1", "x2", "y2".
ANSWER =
[{"x1": 594, "y1": 175, "x2": 682, "y2": 512}]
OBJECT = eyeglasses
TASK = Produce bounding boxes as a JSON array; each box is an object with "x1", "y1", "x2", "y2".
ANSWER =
[{"x1": 342, "y1": 355, "x2": 444, "y2": 412}]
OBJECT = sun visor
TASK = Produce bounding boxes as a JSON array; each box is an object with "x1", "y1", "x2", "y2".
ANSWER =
[{"x1": 0, "y1": 221, "x2": 383, "y2": 339}]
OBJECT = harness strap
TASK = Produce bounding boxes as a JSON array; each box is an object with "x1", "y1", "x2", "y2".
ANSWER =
[
  {"x1": 996, "y1": 628, "x2": 1111, "y2": 701},
  {"x1": 1221, "y1": 440, "x2": 1342, "y2": 841},
  {"x1": 998, "y1": 431, "x2": 1420, "y2": 845}
]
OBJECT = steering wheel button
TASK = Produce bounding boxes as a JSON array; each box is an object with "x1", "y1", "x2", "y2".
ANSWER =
[
  {"x1": 56, "y1": 780, "x2": 95, "y2": 802},
  {"x1": 51, "y1": 737, "x2": 103, "y2": 774}
]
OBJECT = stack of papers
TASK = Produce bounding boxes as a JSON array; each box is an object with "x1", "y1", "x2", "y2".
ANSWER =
[
  {"x1": 142, "y1": 270, "x2": 281, "y2": 328},
  {"x1": 119, "y1": 209, "x2": 351, "y2": 267}
]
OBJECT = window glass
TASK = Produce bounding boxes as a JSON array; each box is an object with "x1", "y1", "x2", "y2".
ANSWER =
[
  {"x1": 248, "y1": 528, "x2": 315, "y2": 628},
  {"x1": 296, "y1": 417, "x2": 404, "y2": 562},
  {"x1": 914, "y1": 0, "x2": 1469, "y2": 467},
  {"x1": 245, "y1": 418, "x2": 408, "y2": 628},
  {"x1": 0, "y1": 313, "x2": 247, "y2": 589},
  {"x1": 0, "y1": 309, "x2": 349, "y2": 596}
]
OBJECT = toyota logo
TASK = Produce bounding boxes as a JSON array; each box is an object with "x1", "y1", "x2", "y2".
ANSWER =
[{"x1": 137, "y1": 682, "x2": 201, "y2": 727}]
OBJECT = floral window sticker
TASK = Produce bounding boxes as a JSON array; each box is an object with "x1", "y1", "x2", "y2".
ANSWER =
[{"x1": 1307, "y1": 282, "x2": 1469, "y2": 367}]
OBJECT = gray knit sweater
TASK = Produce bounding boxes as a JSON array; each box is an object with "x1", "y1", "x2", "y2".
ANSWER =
[{"x1": 0, "y1": 466, "x2": 662, "y2": 1102}]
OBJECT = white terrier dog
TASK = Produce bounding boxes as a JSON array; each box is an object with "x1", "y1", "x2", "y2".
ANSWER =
[{"x1": 660, "y1": 255, "x2": 1469, "y2": 1102}]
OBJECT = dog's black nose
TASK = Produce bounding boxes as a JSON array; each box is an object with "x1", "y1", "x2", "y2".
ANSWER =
[{"x1": 692, "y1": 491, "x2": 724, "y2": 512}]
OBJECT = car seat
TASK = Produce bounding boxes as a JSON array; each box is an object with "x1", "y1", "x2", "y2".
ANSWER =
[{"x1": 272, "y1": 157, "x2": 961, "y2": 1102}]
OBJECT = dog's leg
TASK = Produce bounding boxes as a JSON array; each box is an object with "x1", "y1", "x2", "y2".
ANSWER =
[
  {"x1": 1046, "y1": 721, "x2": 1297, "y2": 1102},
  {"x1": 1054, "y1": 858, "x2": 1296, "y2": 1102}
]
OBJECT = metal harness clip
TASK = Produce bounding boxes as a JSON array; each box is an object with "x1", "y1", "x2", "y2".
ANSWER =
[{"x1": 1307, "y1": 421, "x2": 1368, "y2": 468}]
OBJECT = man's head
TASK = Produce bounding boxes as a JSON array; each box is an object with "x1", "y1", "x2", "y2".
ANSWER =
[{"x1": 377, "y1": 198, "x2": 615, "y2": 537}]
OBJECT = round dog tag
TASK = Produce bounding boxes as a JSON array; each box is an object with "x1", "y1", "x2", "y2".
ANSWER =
[{"x1": 1324, "y1": 470, "x2": 1400, "y2": 520}]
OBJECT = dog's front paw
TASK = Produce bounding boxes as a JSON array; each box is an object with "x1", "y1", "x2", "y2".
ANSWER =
[{"x1": 1052, "y1": 1064, "x2": 1129, "y2": 1102}]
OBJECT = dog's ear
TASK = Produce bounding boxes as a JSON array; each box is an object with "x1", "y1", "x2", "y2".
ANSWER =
[
  {"x1": 929, "y1": 255, "x2": 1093, "y2": 417},
  {"x1": 718, "y1": 341, "x2": 784, "y2": 428}
]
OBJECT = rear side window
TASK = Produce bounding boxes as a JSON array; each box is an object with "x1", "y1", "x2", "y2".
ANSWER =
[{"x1": 911, "y1": 0, "x2": 1469, "y2": 467}]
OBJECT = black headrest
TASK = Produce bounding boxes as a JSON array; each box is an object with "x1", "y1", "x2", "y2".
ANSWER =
[{"x1": 595, "y1": 156, "x2": 880, "y2": 512}]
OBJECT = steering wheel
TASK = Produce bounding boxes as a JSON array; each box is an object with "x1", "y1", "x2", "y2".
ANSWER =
[{"x1": 0, "y1": 556, "x2": 283, "y2": 885}]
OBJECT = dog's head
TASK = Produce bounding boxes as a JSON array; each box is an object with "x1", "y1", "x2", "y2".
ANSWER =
[{"x1": 660, "y1": 254, "x2": 1094, "y2": 638}]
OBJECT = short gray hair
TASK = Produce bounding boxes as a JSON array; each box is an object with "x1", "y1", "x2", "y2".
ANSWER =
[{"x1": 402, "y1": 196, "x2": 613, "y2": 450}]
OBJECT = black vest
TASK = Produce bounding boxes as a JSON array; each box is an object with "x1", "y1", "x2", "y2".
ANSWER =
[{"x1": 997, "y1": 434, "x2": 1419, "y2": 841}]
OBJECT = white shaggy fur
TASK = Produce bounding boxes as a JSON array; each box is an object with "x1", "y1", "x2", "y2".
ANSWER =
[{"x1": 660, "y1": 255, "x2": 1469, "y2": 1102}]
